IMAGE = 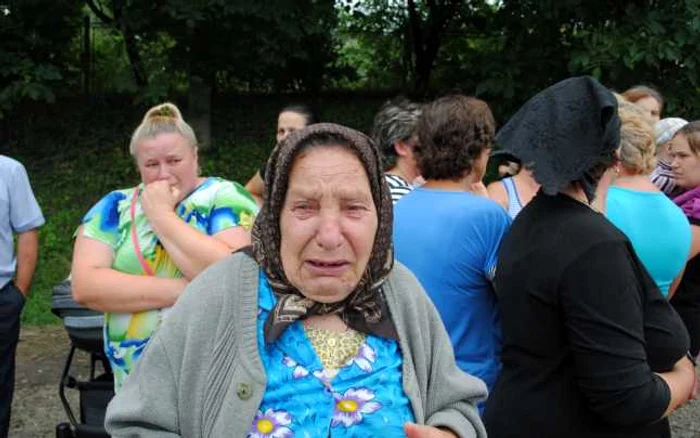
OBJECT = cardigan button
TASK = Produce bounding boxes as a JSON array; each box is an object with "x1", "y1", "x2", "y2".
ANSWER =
[{"x1": 237, "y1": 383, "x2": 253, "y2": 400}]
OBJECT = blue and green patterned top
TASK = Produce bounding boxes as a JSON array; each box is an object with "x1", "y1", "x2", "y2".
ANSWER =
[
  {"x1": 249, "y1": 271, "x2": 416, "y2": 437},
  {"x1": 80, "y1": 177, "x2": 258, "y2": 390}
]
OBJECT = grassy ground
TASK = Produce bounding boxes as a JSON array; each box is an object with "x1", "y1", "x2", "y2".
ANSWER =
[{"x1": 4, "y1": 94, "x2": 383, "y2": 325}]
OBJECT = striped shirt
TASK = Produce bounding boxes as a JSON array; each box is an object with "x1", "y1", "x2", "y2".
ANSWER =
[
  {"x1": 384, "y1": 174, "x2": 412, "y2": 204},
  {"x1": 650, "y1": 160, "x2": 677, "y2": 196}
]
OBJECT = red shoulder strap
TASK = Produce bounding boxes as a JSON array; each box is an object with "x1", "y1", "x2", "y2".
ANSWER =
[{"x1": 130, "y1": 187, "x2": 156, "y2": 276}]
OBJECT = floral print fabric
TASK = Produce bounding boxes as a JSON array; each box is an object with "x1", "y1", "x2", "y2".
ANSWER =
[
  {"x1": 80, "y1": 177, "x2": 258, "y2": 390},
  {"x1": 250, "y1": 270, "x2": 415, "y2": 437}
]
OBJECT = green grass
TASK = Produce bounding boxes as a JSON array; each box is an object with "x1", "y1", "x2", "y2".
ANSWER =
[{"x1": 5, "y1": 94, "x2": 385, "y2": 325}]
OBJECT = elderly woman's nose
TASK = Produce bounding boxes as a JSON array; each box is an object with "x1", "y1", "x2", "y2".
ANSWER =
[{"x1": 315, "y1": 213, "x2": 343, "y2": 248}]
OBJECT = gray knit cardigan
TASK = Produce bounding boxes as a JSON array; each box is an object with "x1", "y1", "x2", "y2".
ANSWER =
[{"x1": 105, "y1": 253, "x2": 488, "y2": 437}]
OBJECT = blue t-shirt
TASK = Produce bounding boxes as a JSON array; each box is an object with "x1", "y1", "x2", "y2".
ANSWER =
[
  {"x1": 252, "y1": 271, "x2": 415, "y2": 437},
  {"x1": 606, "y1": 186, "x2": 691, "y2": 296},
  {"x1": 393, "y1": 188, "x2": 511, "y2": 393}
]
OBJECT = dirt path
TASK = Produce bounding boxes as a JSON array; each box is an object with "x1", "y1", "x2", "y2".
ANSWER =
[
  {"x1": 8, "y1": 325, "x2": 700, "y2": 437},
  {"x1": 10, "y1": 326, "x2": 88, "y2": 438}
]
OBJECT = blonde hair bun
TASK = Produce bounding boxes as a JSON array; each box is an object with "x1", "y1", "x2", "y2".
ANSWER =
[
  {"x1": 143, "y1": 102, "x2": 183, "y2": 123},
  {"x1": 130, "y1": 102, "x2": 197, "y2": 155}
]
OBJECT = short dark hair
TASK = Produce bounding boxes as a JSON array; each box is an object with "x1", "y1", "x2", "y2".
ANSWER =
[
  {"x1": 415, "y1": 95, "x2": 495, "y2": 180},
  {"x1": 279, "y1": 103, "x2": 320, "y2": 126}
]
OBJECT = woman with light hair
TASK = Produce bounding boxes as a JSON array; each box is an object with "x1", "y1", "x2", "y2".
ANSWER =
[
  {"x1": 622, "y1": 85, "x2": 664, "y2": 122},
  {"x1": 71, "y1": 102, "x2": 259, "y2": 390},
  {"x1": 604, "y1": 102, "x2": 691, "y2": 297}
]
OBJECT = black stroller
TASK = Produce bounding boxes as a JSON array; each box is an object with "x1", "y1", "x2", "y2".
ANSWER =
[{"x1": 51, "y1": 280, "x2": 113, "y2": 438}]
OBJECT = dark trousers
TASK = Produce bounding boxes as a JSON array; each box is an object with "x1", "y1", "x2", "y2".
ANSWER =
[{"x1": 0, "y1": 282, "x2": 24, "y2": 438}]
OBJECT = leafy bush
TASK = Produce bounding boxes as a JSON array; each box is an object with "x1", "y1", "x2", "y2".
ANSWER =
[{"x1": 0, "y1": 0, "x2": 82, "y2": 119}]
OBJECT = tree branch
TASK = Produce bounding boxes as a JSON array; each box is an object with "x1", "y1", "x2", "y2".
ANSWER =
[
  {"x1": 110, "y1": 0, "x2": 148, "y2": 87},
  {"x1": 85, "y1": 0, "x2": 113, "y2": 24},
  {"x1": 406, "y1": 0, "x2": 424, "y2": 59}
]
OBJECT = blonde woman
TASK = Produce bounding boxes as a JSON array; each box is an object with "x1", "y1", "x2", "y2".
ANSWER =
[
  {"x1": 71, "y1": 103, "x2": 259, "y2": 390},
  {"x1": 605, "y1": 102, "x2": 691, "y2": 297},
  {"x1": 622, "y1": 85, "x2": 664, "y2": 123}
]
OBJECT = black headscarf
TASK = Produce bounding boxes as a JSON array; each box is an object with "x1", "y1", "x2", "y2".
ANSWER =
[
  {"x1": 251, "y1": 123, "x2": 398, "y2": 343},
  {"x1": 496, "y1": 76, "x2": 621, "y2": 201}
]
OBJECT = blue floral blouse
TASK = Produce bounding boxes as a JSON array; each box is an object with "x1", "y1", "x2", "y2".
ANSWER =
[{"x1": 249, "y1": 271, "x2": 416, "y2": 438}]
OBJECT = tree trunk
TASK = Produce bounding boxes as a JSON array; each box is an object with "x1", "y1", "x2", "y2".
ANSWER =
[
  {"x1": 188, "y1": 75, "x2": 212, "y2": 150},
  {"x1": 120, "y1": 25, "x2": 148, "y2": 87},
  {"x1": 187, "y1": 24, "x2": 213, "y2": 150},
  {"x1": 110, "y1": 0, "x2": 148, "y2": 87},
  {"x1": 82, "y1": 14, "x2": 91, "y2": 94},
  {"x1": 406, "y1": 0, "x2": 459, "y2": 96}
]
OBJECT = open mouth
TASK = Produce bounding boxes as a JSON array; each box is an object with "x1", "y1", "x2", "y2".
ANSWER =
[
  {"x1": 306, "y1": 260, "x2": 350, "y2": 275},
  {"x1": 308, "y1": 260, "x2": 347, "y2": 268}
]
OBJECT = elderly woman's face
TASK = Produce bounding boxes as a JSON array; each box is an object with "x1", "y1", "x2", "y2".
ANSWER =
[{"x1": 280, "y1": 146, "x2": 378, "y2": 303}]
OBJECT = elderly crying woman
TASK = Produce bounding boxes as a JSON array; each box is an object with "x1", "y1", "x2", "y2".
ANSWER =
[{"x1": 105, "y1": 123, "x2": 487, "y2": 438}]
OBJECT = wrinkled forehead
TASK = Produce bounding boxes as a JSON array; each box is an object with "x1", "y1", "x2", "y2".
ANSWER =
[{"x1": 285, "y1": 148, "x2": 373, "y2": 199}]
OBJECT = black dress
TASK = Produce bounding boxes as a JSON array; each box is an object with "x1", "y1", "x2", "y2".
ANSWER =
[
  {"x1": 484, "y1": 193, "x2": 690, "y2": 438},
  {"x1": 671, "y1": 217, "x2": 700, "y2": 357}
]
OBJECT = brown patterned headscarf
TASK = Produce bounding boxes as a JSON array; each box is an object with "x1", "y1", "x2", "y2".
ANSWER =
[{"x1": 251, "y1": 123, "x2": 397, "y2": 343}]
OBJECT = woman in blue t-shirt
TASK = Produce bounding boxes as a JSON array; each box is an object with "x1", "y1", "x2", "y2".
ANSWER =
[{"x1": 604, "y1": 100, "x2": 691, "y2": 297}]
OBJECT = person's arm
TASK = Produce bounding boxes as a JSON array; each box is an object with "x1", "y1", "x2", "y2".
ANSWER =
[
  {"x1": 689, "y1": 224, "x2": 700, "y2": 260},
  {"x1": 668, "y1": 265, "x2": 686, "y2": 299},
  {"x1": 14, "y1": 229, "x2": 39, "y2": 296},
  {"x1": 141, "y1": 181, "x2": 252, "y2": 280},
  {"x1": 657, "y1": 355, "x2": 696, "y2": 417},
  {"x1": 415, "y1": 307, "x2": 486, "y2": 438},
  {"x1": 394, "y1": 265, "x2": 487, "y2": 438},
  {"x1": 105, "y1": 332, "x2": 182, "y2": 437},
  {"x1": 486, "y1": 181, "x2": 508, "y2": 210},
  {"x1": 71, "y1": 230, "x2": 187, "y2": 313},
  {"x1": 468, "y1": 181, "x2": 489, "y2": 198},
  {"x1": 670, "y1": 224, "x2": 700, "y2": 299},
  {"x1": 560, "y1": 241, "x2": 693, "y2": 426},
  {"x1": 105, "y1": 254, "x2": 248, "y2": 437},
  {"x1": 405, "y1": 423, "x2": 457, "y2": 437},
  {"x1": 8, "y1": 160, "x2": 44, "y2": 295},
  {"x1": 244, "y1": 171, "x2": 264, "y2": 207}
]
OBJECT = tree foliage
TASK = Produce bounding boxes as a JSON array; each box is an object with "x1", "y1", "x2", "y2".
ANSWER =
[
  {"x1": 2, "y1": 0, "x2": 700, "y2": 119},
  {"x1": 84, "y1": 0, "x2": 337, "y2": 99},
  {"x1": 466, "y1": 0, "x2": 700, "y2": 117},
  {"x1": 0, "y1": 0, "x2": 82, "y2": 118}
]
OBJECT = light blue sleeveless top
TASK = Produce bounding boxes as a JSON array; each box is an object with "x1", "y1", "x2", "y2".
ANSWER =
[
  {"x1": 501, "y1": 177, "x2": 524, "y2": 219},
  {"x1": 606, "y1": 186, "x2": 691, "y2": 296}
]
